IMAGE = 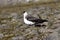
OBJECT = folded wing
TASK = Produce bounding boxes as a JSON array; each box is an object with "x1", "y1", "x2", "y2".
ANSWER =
[{"x1": 26, "y1": 15, "x2": 48, "y2": 23}]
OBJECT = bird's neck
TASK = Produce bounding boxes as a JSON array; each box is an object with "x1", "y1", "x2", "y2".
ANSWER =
[
  {"x1": 24, "y1": 15, "x2": 26, "y2": 18},
  {"x1": 23, "y1": 12, "x2": 28, "y2": 20}
]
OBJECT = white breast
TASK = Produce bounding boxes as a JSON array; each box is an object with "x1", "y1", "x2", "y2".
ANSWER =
[
  {"x1": 23, "y1": 11, "x2": 34, "y2": 25},
  {"x1": 24, "y1": 17, "x2": 34, "y2": 25}
]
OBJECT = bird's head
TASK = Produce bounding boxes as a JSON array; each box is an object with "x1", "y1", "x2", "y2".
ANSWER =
[{"x1": 23, "y1": 11, "x2": 28, "y2": 17}]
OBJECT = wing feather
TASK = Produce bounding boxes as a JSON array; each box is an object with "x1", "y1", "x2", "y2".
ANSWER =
[
  {"x1": 26, "y1": 15, "x2": 41, "y2": 22},
  {"x1": 26, "y1": 15, "x2": 48, "y2": 23}
]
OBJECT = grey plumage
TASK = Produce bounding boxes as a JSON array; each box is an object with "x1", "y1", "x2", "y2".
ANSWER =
[{"x1": 26, "y1": 15, "x2": 48, "y2": 23}]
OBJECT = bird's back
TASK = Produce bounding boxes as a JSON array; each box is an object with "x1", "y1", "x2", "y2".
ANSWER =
[{"x1": 26, "y1": 15, "x2": 48, "y2": 23}]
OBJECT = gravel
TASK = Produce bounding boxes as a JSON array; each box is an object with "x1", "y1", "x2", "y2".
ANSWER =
[{"x1": 0, "y1": 4, "x2": 60, "y2": 40}]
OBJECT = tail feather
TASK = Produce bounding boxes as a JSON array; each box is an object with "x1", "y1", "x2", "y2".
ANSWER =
[{"x1": 37, "y1": 19, "x2": 48, "y2": 23}]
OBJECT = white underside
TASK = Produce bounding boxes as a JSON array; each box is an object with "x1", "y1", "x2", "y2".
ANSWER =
[
  {"x1": 23, "y1": 11, "x2": 34, "y2": 25},
  {"x1": 24, "y1": 17, "x2": 34, "y2": 25}
]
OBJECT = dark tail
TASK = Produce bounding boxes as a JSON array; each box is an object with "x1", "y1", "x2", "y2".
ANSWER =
[
  {"x1": 34, "y1": 19, "x2": 48, "y2": 27},
  {"x1": 37, "y1": 19, "x2": 48, "y2": 23}
]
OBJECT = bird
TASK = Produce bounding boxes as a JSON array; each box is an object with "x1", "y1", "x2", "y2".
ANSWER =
[{"x1": 23, "y1": 11, "x2": 48, "y2": 26}]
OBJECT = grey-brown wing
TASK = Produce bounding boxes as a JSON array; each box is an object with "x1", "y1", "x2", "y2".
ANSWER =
[
  {"x1": 26, "y1": 15, "x2": 41, "y2": 22},
  {"x1": 26, "y1": 15, "x2": 48, "y2": 23}
]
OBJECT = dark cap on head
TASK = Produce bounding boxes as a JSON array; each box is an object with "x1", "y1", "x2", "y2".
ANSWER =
[{"x1": 23, "y1": 11, "x2": 26, "y2": 13}]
